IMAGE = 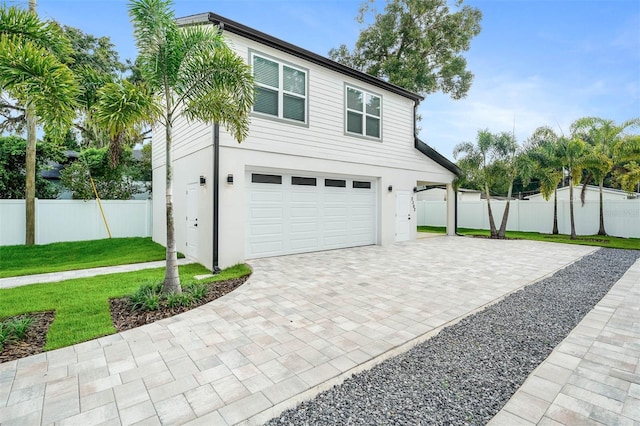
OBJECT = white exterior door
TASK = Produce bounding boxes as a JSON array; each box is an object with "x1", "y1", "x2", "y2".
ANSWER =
[
  {"x1": 395, "y1": 190, "x2": 411, "y2": 242},
  {"x1": 186, "y1": 183, "x2": 198, "y2": 259},
  {"x1": 246, "y1": 172, "x2": 376, "y2": 258}
]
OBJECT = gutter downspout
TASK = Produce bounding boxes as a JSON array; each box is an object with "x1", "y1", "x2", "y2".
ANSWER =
[{"x1": 212, "y1": 123, "x2": 221, "y2": 274}]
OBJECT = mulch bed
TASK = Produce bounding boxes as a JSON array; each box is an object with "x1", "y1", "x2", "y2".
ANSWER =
[
  {"x1": 0, "y1": 312, "x2": 55, "y2": 364},
  {"x1": 0, "y1": 275, "x2": 249, "y2": 364}
]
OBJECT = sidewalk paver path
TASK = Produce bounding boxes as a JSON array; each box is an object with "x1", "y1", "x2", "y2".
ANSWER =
[
  {"x1": 0, "y1": 237, "x2": 607, "y2": 425},
  {"x1": 0, "y1": 259, "x2": 194, "y2": 289},
  {"x1": 489, "y1": 255, "x2": 640, "y2": 426}
]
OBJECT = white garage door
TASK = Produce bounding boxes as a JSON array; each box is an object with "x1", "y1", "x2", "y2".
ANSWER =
[{"x1": 245, "y1": 171, "x2": 377, "y2": 258}]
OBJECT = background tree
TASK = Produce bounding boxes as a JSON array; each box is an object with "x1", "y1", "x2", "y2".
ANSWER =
[
  {"x1": 572, "y1": 117, "x2": 640, "y2": 235},
  {"x1": 60, "y1": 147, "x2": 138, "y2": 200},
  {"x1": 0, "y1": 5, "x2": 79, "y2": 244},
  {"x1": 330, "y1": 0, "x2": 482, "y2": 99},
  {"x1": 128, "y1": 0, "x2": 254, "y2": 294},
  {"x1": 493, "y1": 131, "x2": 534, "y2": 238},
  {"x1": 528, "y1": 126, "x2": 564, "y2": 234},
  {"x1": 454, "y1": 130, "x2": 500, "y2": 237},
  {"x1": 555, "y1": 134, "x2": 587, "y2": 239},
  {"x1": 614, "y1": 134, "x2": 640, "y2": 193},
  {"x1": 0, "y1": 135, "x2": 62, "y2": 199}
]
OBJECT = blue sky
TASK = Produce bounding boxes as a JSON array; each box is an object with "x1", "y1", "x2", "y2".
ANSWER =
[{"x1": 13, "y1": 0, "x2": 640, "y2": 160}]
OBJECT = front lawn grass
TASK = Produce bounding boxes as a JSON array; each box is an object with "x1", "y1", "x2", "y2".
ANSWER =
[
  {"x1": 0, "y1": 263, "x2": 251, "y2": 350},
  {"x1": 417, "y1": 226, "x2": 640, "y2": 250},
  {"x1": 0, "y1": 237, "x2": 177, "y2": 278}
]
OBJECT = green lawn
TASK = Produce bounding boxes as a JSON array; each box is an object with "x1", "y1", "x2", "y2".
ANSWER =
[
  {"x1": 0, "y1": 263, "x2": 251, "y2": 350},
  {"x1": 0, "y1": 237, "x2": 178, "y2": 278},
  {"x1": 417, "y1": 226, "x2": 640, "y2": 250}
]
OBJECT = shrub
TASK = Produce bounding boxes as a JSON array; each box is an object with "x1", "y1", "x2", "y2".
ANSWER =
[
  {"x1": 130, "y1": 281, "x2": 162, "y2": 311},
  {"x1": 184, "y1": 281, "x2": 207, "y2": 302},
  {"x1": 8, "y1": 317, "x2": 34, "y2": 340}
]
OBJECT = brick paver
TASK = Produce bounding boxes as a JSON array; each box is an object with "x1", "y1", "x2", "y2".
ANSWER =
[{"x1": 0, "y1": 237, "x2": 613, "y2": 425}]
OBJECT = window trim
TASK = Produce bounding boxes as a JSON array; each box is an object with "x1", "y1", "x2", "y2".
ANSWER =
[
  {"x1": 344, "y1": 83, "x2": 382, "y2": 141},
  {"x1": 250, "y1": 49, "x2": 309, "y2": 127}
]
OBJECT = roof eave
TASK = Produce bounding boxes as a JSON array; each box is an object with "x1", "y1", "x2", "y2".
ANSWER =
[
  {"x1": 175, "y1": 12, "x2": 423, "y2": 103},
  {"x1": 414, "y1": 137, "x2": 461, "y2": 176}
]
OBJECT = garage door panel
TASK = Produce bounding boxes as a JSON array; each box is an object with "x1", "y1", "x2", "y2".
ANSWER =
[
  {"x1": 249, "y1": 207, "x2": 285, "y2": 219},
  {"x1": 250, "y1": 191, "x2": 284, "y2": 202},
  {"x1": 246, "y1": 172, "x2": 376, "y2": 258}
]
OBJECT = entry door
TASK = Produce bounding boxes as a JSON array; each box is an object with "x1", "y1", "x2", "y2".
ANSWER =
[
  {"x1": 395, "y1": 190, "x2": 411, "y2": 242},
  {"x1": 186, "y1": 183, "x2": 198, "y2": 259}
]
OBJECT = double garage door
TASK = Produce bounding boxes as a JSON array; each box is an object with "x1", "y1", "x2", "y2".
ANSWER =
[{"x1": 246, "y1": 171, "x2": 377, "y2": 258}]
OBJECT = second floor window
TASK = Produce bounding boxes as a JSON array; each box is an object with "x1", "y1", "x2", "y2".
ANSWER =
[
  {"x1": 252, "y1": 53, "x2": 307, "y2": 124},
  {"x1": 346, "y1": 86, "x2": 381, "y2": 139}
]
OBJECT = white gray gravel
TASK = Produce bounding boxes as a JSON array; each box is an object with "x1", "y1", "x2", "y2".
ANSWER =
[{"x1": 266, "y1": 247, "x2": 640, "y2": 426}]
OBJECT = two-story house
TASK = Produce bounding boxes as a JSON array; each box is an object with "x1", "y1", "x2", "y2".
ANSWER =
[{"x1": 152, "y1": 12, "x2": 460, "y2": 271}]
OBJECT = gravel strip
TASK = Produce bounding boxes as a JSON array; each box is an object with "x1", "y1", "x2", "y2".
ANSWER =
[{"x1": 267, "y1": 248, "x2": 640, "y2": 426}]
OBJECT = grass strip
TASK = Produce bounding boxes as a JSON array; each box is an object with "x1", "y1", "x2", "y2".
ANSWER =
[
  {"x1": 0, "y1": 263, "x2": 251, "y2": 350},
  {"x1": 417, "y1": 226, "x2": 640, "y2": 250},
  {"x1": 0, "y1": 237, "x2": 178, "y2": 278}
]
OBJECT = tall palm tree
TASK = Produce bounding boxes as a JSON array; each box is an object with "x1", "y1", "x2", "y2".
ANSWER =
[
  {"x1": 572, "y1": 117, "x2": 640, "y2": 235},
  {"x1": 528, "y1": 126, "x2": 563, "y2": 234},
  {"x1": 454, "y1": 130, "x2": 500, "y2": 238},
  {"x1": 614, "y1": 134, "x2": 640, "y2": 193},
  {"x1": 0, "y1": 6, "x2": 79, "y2": 244},
  {"x1": 556, "y1": 135, "x2": 587, "y2": 239},
  {"x1": 128, "y1": 0, "x2": 254, "y2": 294}
]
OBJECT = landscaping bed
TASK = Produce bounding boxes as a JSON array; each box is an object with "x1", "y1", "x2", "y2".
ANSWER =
[{"x1": 0, "y1": 275, "x2": 249, "y2": 364}]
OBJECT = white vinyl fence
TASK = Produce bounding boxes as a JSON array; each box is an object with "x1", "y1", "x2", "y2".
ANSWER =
[
  {"x1": 0, "y1": 199, "x2": 152, "y2": 246},
  {"x1": 418, "y1": 199, "x2": 640, "y2": 238}
]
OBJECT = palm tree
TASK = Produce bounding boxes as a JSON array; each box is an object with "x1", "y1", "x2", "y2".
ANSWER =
[
  {"x1": 614, "y1": 134, "x2": 640, "y2": 193},
  {"x1": 454, "y1": 130, "x2": 500, "y2": 238},
  {"x1": 128, "y1": 0, "x2": 254, "y2": 294},
  {"x1": 556, "y1": 135, "x2": 587, "y2": 239},
  {"x1": 0, "y1": 5, "x2": 79, "y2": 244},
  {"x1": 493, "y1": 132, "x2": 535, "y2": 239},
  {"x1": 572, "y1": 117, "x2": 640, "y2": 235},
  {"x1": 91, "y1": 80, "x2": 160, "y2": 167},
  {"x1": 528, "y1": 126, "x2": 563, "y2": 234}
]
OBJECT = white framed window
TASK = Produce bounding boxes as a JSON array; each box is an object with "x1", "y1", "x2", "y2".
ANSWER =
[
  {"x1": 251, "y1": 51, "x2": 307, "y2": 124},
  {"x1": 345, "y1": 85, "x2": 381, "y2": 139}
]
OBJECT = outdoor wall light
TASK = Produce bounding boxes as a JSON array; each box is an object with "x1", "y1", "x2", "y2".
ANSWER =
[
  {"x1": 227, "y1": 174, "x2": 234, "y2": 184},
  {"x1": 199, "y1": 175, "x2": 206, "y2": 186},
  {"x1": 413, "y1": 186, "x2": 418, "y2": 193},
  {"x1": 388, "y1": 185, "x2": 393, "y2": 192}
]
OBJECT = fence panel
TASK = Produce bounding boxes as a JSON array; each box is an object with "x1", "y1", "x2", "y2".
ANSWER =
[
  {"x1": 418, "y1": 199, "x2": 640, "y2": 238},
  {"x1": 0, "y1": 199, "x2": 153, "y2": 246}
]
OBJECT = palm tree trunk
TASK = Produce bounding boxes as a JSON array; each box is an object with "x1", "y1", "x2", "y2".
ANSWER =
[
  {"x1": 484, "y1": 182, "x2": 497, "y2": 238},
  {"x1": 162, "y1": 106, "x2": 181, "y2": 294},
  {"x1": 597, "y1": 179, "x2": 606, "y2": 235},
  {"x1": 24, "y1": 0, "x2": 37, "y2": 246},
  {"x1": 25, "y1": 103, "x2": 36, "y2": 245},
  {"x1": 498, "y1": 181, "x2": 514, "y2": 239},
  {"x1": 552, "y1": 189, "x2": 559, "y2": 235},
  {"x1": 569, "y1": 182, "x2": 576, "y2": 239}
]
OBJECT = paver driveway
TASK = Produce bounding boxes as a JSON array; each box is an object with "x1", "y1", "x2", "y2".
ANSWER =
[{"x1": 0, "y1": 237, "x2": 596, "y2": 425}]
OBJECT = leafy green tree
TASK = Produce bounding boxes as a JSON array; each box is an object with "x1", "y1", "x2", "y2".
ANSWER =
[
  {"x1": 572, "y1": 117, "x2": 640, "y2": 235},
  {"x1": 59, "y1": 147, "x2": 138, "y2": 200},
  {"x1": 128, "y1": 0, "x2": 254, "y2": 293},
  {"x1": 0, "y1": 136, "x2": 62, "y2": 199},
  {"x1": 330, "y1": 0, "x2": 482, "y2": 99},
  {"x1": 0, "y1": 5, "x2": 79, "y2": 244}
]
